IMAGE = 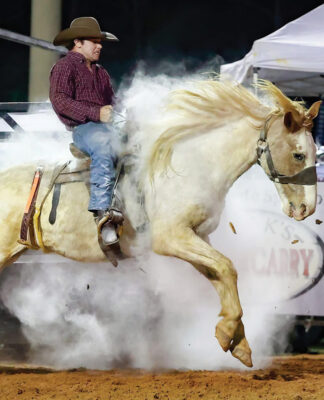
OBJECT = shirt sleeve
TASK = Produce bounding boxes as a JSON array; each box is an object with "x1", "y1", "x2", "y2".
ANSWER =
[{"x1": 49, "y1": 62, "x2": 101, "y2": 124}]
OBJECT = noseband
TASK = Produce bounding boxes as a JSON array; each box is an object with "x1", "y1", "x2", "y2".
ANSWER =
[{"x1": 256, "y1": 116, "x2": 317, "y2": 185}]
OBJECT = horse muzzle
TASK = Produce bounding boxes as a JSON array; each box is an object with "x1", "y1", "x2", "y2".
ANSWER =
[{"x1": 288, "y1": 201, "x2": 315, "y2": 221}]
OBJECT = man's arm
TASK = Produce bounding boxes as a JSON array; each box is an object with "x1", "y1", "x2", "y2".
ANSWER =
[{"x1": 50, "y1": 62, "x2": 100, "y2": 124}]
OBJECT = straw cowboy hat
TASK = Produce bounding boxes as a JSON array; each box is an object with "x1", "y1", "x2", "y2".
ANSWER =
[{"x1": 53, "y1": 17, "x2": 118, "y2": 46}]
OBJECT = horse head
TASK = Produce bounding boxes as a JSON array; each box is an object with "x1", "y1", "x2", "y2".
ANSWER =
[{"x1": 257, "y1": 97, "x2": 321, "y2": 221}]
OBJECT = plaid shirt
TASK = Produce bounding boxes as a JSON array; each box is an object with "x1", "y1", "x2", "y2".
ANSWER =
[{"x1": 50, "y1": 51, "x2": 115, "y2": 129}]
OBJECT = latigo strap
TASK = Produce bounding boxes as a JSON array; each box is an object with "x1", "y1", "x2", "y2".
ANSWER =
[{"x1": 19, "y1": 168, "x2": 43, "y2": 245}]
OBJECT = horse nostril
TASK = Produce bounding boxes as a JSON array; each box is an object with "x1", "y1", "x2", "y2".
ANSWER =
[
  {"x1": 289, "y1": 201, "x2": 295, "y2": 210},
  {"x1": 300, "y1": 203, "x2": 307, "y2": 215}
]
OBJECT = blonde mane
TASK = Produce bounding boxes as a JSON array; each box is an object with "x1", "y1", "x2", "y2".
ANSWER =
[{"x1": 148, "y1": 79, "x2": 309, "y2": 180}]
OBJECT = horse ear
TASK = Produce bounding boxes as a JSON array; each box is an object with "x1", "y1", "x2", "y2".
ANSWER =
[
  {"x1": 307, "y1": 100, "x2": 322, "y2": 120},
  {"x1": 284, "y1": 111, "x2": 301, "y2": 133}
]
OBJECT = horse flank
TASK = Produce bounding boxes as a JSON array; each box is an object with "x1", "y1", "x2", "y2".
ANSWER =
[{"x1": 148, "y1": 79, "x2": 309, "y2": 181}]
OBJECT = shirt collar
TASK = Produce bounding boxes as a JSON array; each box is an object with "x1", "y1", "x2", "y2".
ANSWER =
[
  {"x1": 67, "y1": 51, "x2": 87, "y2": 63},
  {"x1": 67, "y1": 51, "x2": 99, "y2": 68}
]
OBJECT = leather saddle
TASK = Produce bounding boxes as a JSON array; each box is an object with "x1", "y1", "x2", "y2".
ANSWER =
[
  {"x1": 55, "y1": 143, "x2": 91, "y2": 185},
  {"x1": 49, "y1": 143, "x2": 125, "y2": 267}
]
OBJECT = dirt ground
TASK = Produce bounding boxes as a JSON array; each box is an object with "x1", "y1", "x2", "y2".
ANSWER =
[{"x1": 0, "y1": 354, "x2": 322, "y2": 400}]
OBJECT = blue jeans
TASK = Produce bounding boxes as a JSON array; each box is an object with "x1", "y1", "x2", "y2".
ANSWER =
[{"x1": 72, "y1": 122, "x2": 118, "y2": 212}]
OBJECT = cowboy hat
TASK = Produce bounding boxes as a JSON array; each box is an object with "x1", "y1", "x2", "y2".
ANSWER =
[{"x1": 53, "y1": 17, "x2": 119, "y2": 46}]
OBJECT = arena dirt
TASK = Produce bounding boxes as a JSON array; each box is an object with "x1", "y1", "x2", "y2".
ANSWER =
[{"x1": 0, "y1": 354, "x2": 322, "y2": 400}]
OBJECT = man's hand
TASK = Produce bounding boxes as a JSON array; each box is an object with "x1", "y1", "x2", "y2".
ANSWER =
[{"x1": 99, "y1": 105, "x2": 113, "y2": 123}]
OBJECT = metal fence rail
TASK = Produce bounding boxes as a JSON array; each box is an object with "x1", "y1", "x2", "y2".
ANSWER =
[{"x1": 0, "y1": 28, "x2": 67, "y2": 54}]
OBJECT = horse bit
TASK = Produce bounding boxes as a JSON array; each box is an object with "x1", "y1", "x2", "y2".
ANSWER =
[{"x1": 256, "y1": 115, "x2": 317, "y2": 186}]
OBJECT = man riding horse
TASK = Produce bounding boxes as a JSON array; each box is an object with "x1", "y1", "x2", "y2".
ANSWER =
[{"x1": 50, "y1": 17, "x2": 123, "y2": 245}]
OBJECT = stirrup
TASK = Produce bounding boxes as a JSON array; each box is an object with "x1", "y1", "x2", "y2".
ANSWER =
[
  {"x1": 101, "y1": 224, "x2": 118, "y2": 245},
  {"x1": 96, "y1": 209, "x2": 124, "y2": 246},
  {"x1": 96, "y1": 213, "x2": 118, "y2": 246},
  {"x1": 94, "y1": 211, "x2": 119, "y2": 267}
]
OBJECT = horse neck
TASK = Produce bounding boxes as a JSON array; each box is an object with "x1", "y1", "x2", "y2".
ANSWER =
[{"x1": 206, "y1": 117, "x2": 260, "y2": 191}]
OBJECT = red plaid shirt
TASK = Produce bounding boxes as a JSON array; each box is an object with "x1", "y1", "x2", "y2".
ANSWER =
[{"x1": 49, "y1": 51, "x2": 115, "y2": 129}]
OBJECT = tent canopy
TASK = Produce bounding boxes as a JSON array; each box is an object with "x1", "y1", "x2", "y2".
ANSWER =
[{"x1": 221, "y1": 5, "x2": 324, "y2": 96}]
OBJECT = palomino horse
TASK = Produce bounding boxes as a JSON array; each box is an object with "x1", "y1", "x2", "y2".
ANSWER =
[{"x1": 0, "y1": 79, "x2": 320, "y2": 368}]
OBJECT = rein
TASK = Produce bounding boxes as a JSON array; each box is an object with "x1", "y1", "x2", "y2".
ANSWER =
[{"x1": 256, "y1": 116, "x2": 317, "y2": 185}]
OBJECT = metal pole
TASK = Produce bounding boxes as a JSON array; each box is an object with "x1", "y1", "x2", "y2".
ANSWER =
[
  {"x1": 315, "y1": 94, "x2": 324, "y2": 146},
  {"x1": 0, "y1": 28, "x2": 67, "y2": 54},
  {"x1": 29, "y1": 0, "x2": 63, "y2": 101},
  {"x1": 253, "y1": 67, "x2": 259, "y2": 96}
]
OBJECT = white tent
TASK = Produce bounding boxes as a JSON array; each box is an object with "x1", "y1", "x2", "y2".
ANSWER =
[{"x1": 221, "y1": 5, "x2": 324, "y2": 96}]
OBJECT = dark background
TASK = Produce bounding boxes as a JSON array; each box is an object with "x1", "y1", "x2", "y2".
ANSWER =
[{"x1": 0, "y1": 0, "x2": 323, "y2": 101}]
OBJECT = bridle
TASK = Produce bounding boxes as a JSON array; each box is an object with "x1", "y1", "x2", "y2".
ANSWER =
[{"x1": 256, "y1": 115, "x2": 317, "y2": 186}]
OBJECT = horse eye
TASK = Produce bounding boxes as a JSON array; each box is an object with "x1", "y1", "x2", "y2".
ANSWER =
[{"x1": 293, "y1": 153, "x2": 305, "y2": 161}]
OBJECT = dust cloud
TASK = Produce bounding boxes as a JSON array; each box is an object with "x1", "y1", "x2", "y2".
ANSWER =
[{"x1": 0, "y1": 61, "x2": 297, "y2": 370}]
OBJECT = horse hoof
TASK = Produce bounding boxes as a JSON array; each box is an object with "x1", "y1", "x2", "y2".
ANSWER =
[
  {"x1": 215, "y1": 325, "x2": 231, "y2": 352},
  {"x1": 231, "y1": 344, "x2": 253, "y2": 368}
]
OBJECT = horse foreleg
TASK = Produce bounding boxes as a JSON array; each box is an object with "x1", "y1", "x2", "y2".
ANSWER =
[
  {"x1": 192, "y1": 259, "x2": 251, "y2": 367},
  {"x1": 152, "y1": 220, "x2": 252, "y2": 367}
]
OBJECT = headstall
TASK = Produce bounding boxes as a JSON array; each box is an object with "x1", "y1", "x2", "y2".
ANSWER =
[{"x1": 256, "y1": 116, "x2": 317, "y2": 186}]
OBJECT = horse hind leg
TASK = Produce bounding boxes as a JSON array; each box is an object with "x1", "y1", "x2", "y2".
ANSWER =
[
  {"x1": 152, "y1": 220, "x2": 252, "y2": 368},
  {"x1": 0, "y1": 245, "x2": 27, "y2": 271},
  {"x1": 0, "y1": 213, "x2": 27, "y2": 270}
]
